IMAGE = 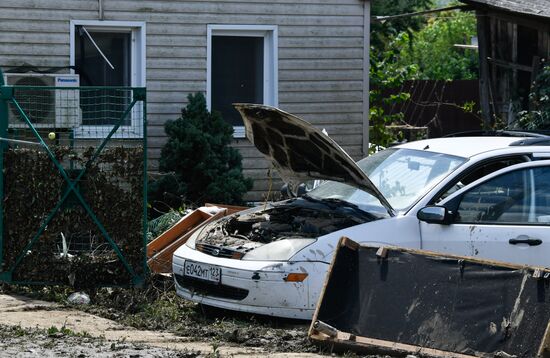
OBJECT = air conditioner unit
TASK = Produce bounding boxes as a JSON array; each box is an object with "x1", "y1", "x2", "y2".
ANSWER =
[{"x1": 3, "y1": 73, "x2": 81, "y2": 128}]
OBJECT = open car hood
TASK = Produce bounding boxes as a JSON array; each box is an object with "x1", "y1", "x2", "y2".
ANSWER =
[{"x1": 234, "y1": 104, "x2": 394, "y2": 216}]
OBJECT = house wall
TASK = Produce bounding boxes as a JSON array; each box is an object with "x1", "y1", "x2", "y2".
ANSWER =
[{"x1": 0, "y1": 0, "x2": 368, "y2": 202}]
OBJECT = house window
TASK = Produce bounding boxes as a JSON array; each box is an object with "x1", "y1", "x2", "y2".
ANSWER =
[
  {"x1": 207, "y1": 25, "x2": 278, "y2": 138},
  {"x1": 70, "y1": 20, "x2": 146, "y2": 138}
]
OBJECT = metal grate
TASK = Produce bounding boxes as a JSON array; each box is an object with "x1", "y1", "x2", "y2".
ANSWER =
[{"x1": 195, "y1": 243, "x2": 244, "y2": 259}]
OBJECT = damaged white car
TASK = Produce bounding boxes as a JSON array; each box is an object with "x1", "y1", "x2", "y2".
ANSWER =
[{"x1": 173, "y1": 104, "x2": 550, "y2": 319}]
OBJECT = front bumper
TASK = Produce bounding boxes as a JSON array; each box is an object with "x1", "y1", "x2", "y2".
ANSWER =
[{"x1": 172, "y1": 244, "x2": 328, "y2": 320}]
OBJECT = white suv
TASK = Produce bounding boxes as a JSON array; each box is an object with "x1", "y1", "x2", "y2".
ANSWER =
[{"x1": 173, "y1": 104, "x2": 550, "y2": 319}]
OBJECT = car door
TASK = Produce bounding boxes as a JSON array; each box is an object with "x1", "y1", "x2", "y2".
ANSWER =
[{"x1": 420, "y1": 161, "x2": 550, "y2": 267}]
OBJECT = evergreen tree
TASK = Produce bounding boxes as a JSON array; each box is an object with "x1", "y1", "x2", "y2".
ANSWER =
[{"x1": 149, "y1": 93, "x2": 252, "y2": 214}]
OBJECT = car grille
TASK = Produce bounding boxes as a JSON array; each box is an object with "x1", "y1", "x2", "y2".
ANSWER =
[
  {"x1": 196, "y1": 243, "x2": 244, "y2": 259},
  {"x1": 175, "y1": 274, "x2": 249, "y2": 301}
]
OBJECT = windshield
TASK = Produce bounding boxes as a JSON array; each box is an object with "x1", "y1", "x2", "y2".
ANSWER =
[{"x1": 307, "y1": 148, "x2": 466, "y2": 213}]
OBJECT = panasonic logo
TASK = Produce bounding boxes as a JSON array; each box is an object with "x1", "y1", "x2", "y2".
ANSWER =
[{"x1": 57, "y1": 78, "x2": 78, "y2": 83}]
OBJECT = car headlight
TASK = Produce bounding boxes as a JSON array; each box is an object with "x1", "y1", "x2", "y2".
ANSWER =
[{"x1": 242, "y1": 238, "x2": 316, "y2": 261}]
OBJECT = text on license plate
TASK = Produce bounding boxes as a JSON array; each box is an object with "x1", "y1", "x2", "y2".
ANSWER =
[{"x1": 184, "y1": 261, "x2": 221, "y2": 283}]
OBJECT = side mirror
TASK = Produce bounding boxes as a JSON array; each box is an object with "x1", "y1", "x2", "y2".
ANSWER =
[{"x1": 417, "y1": 206, "x2": 451, "y2": 225}]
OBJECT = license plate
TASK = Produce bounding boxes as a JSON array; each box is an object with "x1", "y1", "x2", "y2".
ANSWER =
[{"x1": 184, "y1": 261, "x2": 221, "y2": 284}]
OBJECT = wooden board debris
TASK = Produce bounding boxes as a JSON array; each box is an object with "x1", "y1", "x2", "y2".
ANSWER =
[
  {"x1": 309, "y1": 237, "x2": 550, "y2": 358},
  {"x1": 147, "y1": 204, "x2": 247, "y2": 274}
]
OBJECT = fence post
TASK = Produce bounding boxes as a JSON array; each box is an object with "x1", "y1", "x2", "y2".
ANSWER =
[{"x1": 0, "y1": 68, "x2": 9, "y2": 281}]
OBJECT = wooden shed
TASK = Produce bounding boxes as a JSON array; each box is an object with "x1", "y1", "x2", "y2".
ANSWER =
[{"x1": 460, "y1": 0, "x2": 550, "y2": 127}]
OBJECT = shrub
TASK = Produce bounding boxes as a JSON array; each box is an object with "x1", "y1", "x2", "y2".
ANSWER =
[
  {"x1": 149, "y1": 93, "x2": 252, "y2": 214},
  {"x1": 517, "y1": 64, "x2": 550, "y2": 130}
]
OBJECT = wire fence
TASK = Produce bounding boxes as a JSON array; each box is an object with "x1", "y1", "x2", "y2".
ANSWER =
[{"x1": 0, "y1": 77, "x2": 147, "y2": 288}]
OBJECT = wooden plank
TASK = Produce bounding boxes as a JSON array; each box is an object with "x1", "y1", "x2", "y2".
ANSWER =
[
  {"x1": 147, "y1": 209, "x2": 213, "y2": 258},
  {"x1": 147, "y1": 210, "x2": 226, "y2": 273},
  {"x1": 279, "y1": 59, "x2": 363, "y2": 70},
  {"x1": 146, "y1": 80, "x2": 205, "y2": 91},
  {"x1": 279, "y1": 91, "x2": 363, "y2": 103},
  {"x1": 146, "y1": 22, "x2": 206, "y2": 36},
  {"x1": 280, "y1": 25, "x2": 363, "y2": 37},
  {"x1": 0, "y1": 20, "x2": 69, "y2": 33},
  {"x1": 0, "y1": 43, "x2": 68, "y2": 55},
  {"x1": 148, "y1": 69, "x2": 207, "y2": 81},
  {"x1": 310, "y1": 331, "x2": 476, "y2": 358},
  {"x1": 279, "y1": 69, "x2": 363, "y2": 82},
  {"x1": 279, "y1": 48, "x2": 363, "y2": 59},
  {"x1": 280, "y1": 102, "x2": 362, "y2": 113},
  {"x1": 0, "y1": 8, "x2": 97, "y2": 20},
  {"x1": 104, "y1": 1, "x2": 363, "y2": 16},
  {"x1": 148, "y1": 47, "x2": 206, "y2": 59},
  {"x1": 146, "y1": 57, "x2": 206, "y2": 70},
  {"x1": 0, "y1": 0, "x2": 98, "y2": 10},
  {"x1": 279, "y1": 37, "x2": 363, "y2": 48},
  {"x1": 102, "y1": 12, "x2": 365, "y2": 27},
  {"x1": 476, "y1": 10, "x2": 492, "y2": 128},
  {"x1": 487, "y1": 57, "x2": 533, "y2": 72},
  {"x1": 146, "y1": 34, "x2": 205, "y2": 47},
  {"x1": 279, "y1": 80, "x2": 363, "y2": 92},
  {"x1": 0, "y1": 32, "x2": 67, "y2": 44}
]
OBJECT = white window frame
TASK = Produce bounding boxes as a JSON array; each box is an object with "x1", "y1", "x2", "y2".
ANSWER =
[
  {"x1": 70, "y1": 20, "x2": 146, "y2": 138},
  {"x1": 207, "y1": 24, "x2": 278, "y2": 138}
]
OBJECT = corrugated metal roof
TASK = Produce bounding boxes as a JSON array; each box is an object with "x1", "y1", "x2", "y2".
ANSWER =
[{"x1": 461, "y1": 0, "x2": 550, "y2": 19}]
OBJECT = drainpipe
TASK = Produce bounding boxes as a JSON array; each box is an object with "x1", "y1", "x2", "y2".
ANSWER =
[{"x1": 362, "y1": 0, "x2": 371, "y2": 156}]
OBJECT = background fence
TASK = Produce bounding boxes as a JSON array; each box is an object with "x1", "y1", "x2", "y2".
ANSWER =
[
  {"x1": 381, "y1": 79, "x2": 482, "y2": 137},
  {"x1": 0, "y1": 70, "x2": 147, "y2": 287}
]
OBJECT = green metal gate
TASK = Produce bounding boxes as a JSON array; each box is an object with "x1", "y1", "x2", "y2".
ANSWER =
[{"x1": 0, "y1": 68, "x2": 148, "y2": 287}]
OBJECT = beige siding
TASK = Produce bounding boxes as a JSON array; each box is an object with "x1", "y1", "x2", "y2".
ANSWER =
[{"x1": 0, "y1": 0, "x2": 367, "y2": 202}]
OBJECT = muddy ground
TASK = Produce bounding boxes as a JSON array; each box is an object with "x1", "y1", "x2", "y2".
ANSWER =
[
  {"x1": 0, "y1": 276, "x2": 388, "y2": 357},
  {"x1": 0, "y1": 324, "x2": 197, "y2": 357}
]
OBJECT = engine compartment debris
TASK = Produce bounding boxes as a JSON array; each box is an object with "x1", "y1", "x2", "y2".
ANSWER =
[{"x1": 195, "y1": 197, "x2": 378, "y2": 257}]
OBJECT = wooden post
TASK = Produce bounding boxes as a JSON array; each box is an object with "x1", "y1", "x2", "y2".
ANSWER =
[{"x1": 476, "y1": 10, "x2": 492, "y2": 129}]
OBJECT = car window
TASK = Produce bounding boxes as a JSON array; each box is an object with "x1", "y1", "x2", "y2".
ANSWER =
[
  {"x1": 532, "y1": 167, "x2": 550, "y2": 224},
  {"x1": 308, "y1": 148, "x2": 465, "y2": 212},
  {"x1": 454, "y1": 166, "x2": 550, "y2": 224},
  {"x1": 435, "y1": 156, "x2": 529, "y2": 203}
]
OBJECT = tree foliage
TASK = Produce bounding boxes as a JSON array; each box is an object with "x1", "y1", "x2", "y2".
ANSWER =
[
  {"x1": 517, "y1": 64, "x2": 550, "y2": 130},
  {"x1": 369, "y1": 33, "x2": 417, "y2": 153},
  {"x1": 392, "y1": 9, "x2": 479, "y2": 80},
  {"x1": 371, "y1": 0, "x2": 433, "y2": 51},
  {"x1": 148, "y1": 93, "x2": 252, "y2": 214},
  {"x1": 368, "y1": 2, "x2": 480, "y2": 150}
]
